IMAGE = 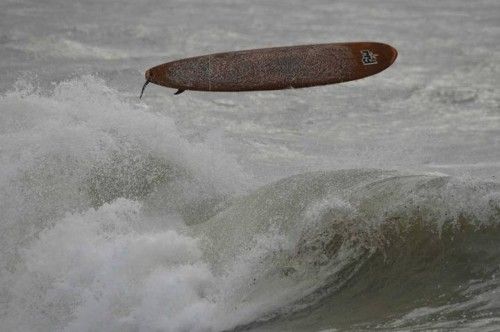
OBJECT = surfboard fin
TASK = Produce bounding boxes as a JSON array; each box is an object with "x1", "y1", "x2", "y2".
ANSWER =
[
  {"x1": 174, "y1": 89, "x2": 185, "y2": 95},
  {"x1": 139, "y1": 80, "x2": 149, "y2": 99}
]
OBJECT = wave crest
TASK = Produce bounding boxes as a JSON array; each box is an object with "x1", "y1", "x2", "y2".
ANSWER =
[{"x1": 195, "y1": 170, "x2": 500, "y2": 329}]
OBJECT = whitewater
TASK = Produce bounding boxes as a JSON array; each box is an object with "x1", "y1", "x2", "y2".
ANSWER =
[{"x1": 1, "y1": 0, "x2": 499, "y2": 331}]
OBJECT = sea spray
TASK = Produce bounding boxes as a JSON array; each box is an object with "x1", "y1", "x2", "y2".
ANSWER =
[{"x1": 0, "y1": 76, "x2": 248, "y2": 331}]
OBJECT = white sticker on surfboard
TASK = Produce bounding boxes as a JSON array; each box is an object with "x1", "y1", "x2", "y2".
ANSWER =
[{"x1": 361, "y1": 50, "x2": 378, "y2": 65}]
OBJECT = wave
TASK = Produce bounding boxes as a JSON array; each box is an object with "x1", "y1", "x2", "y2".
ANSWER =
[
  {"x1": 4, "y1": 36, "x2": 126, "y2": 60},
  {"x1": 1, "y1": 77, "x2": 499, "y2": 331},
  {"x1": 194, "y1": 170, "x2": 500, "y2": 330},
  {"x1": 0, "y1": 76, "x2": 248, "y2": 331}
]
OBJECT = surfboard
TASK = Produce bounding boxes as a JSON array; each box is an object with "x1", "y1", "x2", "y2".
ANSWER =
[{"x1": 141, "y1": 42, "x2": 397, "y2": 97}]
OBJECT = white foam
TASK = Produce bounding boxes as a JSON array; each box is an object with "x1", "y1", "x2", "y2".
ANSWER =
[
  {"x1": 7, "y1": 36, "x2": 126, "y2": 60},
  {"x1": 5, "y1": 199, "x2": 218, "y2": 332},
  {"x1": 0, "y1": 76, "x2": 251, "y2": 331}
]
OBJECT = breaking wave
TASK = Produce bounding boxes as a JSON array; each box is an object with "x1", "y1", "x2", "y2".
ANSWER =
[
  {"x1": 0, "y1": 76, "x2": 247, "y2": 331},
  {"x1": 196, "y1": 170, "x2": 500, "y2": 331},
  {"x1": 1, "y1": 77, "x2": 499, "y2": 331}
]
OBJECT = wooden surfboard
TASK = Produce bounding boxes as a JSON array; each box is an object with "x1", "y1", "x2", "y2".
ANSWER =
[{"x1": 141, "y1": 42, "x2": 397, "y2": 96}]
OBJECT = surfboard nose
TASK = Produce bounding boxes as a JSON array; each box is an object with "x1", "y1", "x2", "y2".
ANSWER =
[{"x1": 389, "y1": 45, "x2": 398, "y2": 65}]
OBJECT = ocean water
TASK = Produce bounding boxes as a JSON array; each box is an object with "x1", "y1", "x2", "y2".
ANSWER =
[{"x1": 1, "y1": 0, "x2": 499, "y2": 331}]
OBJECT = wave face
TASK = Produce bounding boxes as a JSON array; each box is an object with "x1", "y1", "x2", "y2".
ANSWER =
[
  {"x1": 1, "y1": 77, "x2": 500, "y2": 332},
  {"x1": 195, "y1": 170, "x2": 500, "y2": 331}
]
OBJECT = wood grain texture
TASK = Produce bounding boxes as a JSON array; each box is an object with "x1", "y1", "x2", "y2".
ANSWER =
[{"x1": 145, "y1": 42, "x2": 397, "y2": 93}]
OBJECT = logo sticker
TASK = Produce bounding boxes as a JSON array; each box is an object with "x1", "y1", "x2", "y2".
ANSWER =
[{"x1": 361, "y1": 50, "x2": 378, "y2": 65}]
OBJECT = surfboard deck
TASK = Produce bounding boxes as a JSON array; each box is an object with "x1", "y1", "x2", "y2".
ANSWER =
[{"x1": 143, "y1": 42, "x2": 397, "y2": 95}]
